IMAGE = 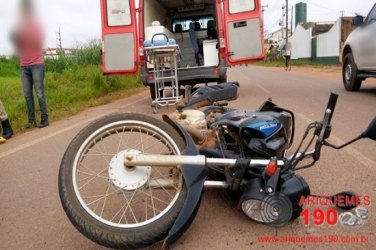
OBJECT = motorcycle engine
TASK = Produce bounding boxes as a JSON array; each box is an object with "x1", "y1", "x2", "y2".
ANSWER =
[
  {"x1": 170, "y1": 110, "x2": 219, "y2": 148},
  {"x1": 176, "y1": 110, "x2": 207, "y2": 129},
  {"x1": 213, "y1": 109, "x2": 292, "y2": 158}
]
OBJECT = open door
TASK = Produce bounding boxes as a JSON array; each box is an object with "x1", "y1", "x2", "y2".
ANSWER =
[
  {"x1": 100, "y1": 0, "x2": 138, "y2": 74},
  {"x1": 223, "y1": 0, "x2": 264, "y2": 66}
]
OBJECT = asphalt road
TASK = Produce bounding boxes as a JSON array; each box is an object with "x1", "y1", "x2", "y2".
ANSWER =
[{"x1": 0, "y1": 66, "x2": 375, "y2": 250}]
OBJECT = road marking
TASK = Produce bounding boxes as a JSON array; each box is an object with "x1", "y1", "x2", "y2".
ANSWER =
[
  {"x1": 0, "y1": 96, "x2": 149, "y2": 159},
  {"x1": 233, "y1": 68, "x2": 271, "y2": 94},
  {"x1": 254, "y1": 82, "x2": 271, "y2": 95},
  {"x1": 296, "y1": 113, "x2": 375, "y2": 169}
]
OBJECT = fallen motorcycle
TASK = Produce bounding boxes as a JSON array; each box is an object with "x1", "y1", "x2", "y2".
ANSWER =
[{"x1": 58, "y1": 83, "x2": 376, "y2": 249}]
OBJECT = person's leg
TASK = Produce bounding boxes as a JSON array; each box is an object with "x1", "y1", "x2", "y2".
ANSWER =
[
  {"x1": 31, "y1": 64, "x2": 49, "y2": 128},
  {"x1": 0, "y1": 100, "x2": 13, "y2": 139},
  {"x1": 21, "y1": 66, "x2": 37, "y2": 126},
  {"x1": 284, "y1": 56, "x2": 288, "y2": 68},
  {"x1": 0, "y1": 99, "x2": 8, "y2": 121},
  {"x1": 1, "y1": 119, "x2": 13, "y2": 139}
]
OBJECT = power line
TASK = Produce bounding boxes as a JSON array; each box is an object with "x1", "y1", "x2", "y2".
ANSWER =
[
  {"x1": 304, "y1": 0, "x2": 355, "y2": 15},
  {"x1": 265, "y1": 14, "x2": 285, "y2": 35}
]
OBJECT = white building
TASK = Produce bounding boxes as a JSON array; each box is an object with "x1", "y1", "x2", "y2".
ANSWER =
[
  {"x1": 288, "y1": 17, "x2": 354, "y2": 64},
  {"x1": 265, "y1": 27, "x2": 290, "y2": 47}
]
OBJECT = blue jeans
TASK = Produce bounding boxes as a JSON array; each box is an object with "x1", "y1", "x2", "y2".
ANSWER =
[{"x1": 21, "y1": 64, "x2": 48, "y2": 122}]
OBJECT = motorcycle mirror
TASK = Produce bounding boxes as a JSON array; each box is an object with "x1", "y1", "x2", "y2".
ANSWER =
[
  {"x1": 332, "y1": 191, "x2": 359, "y2": 210},
  {"x1": 361, "y1": 116, "x2": 376, "y2": 141},
  {"x1": 352, "y1": 15, "x2": 364, "y2": 27}
]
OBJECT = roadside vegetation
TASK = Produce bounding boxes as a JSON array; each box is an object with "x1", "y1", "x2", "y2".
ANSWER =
[
  {"x1": 253, "y1": 57, "x2": 340, "y2": 68},
  {"x1": 0, "y1": 39, "x2": 144, "y2": 133}
]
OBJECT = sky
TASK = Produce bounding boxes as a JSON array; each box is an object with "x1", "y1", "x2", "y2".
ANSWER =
[
  {"x1": 0, "y1": 0, "x2": 375, "y2": 55},
  {"x1": 262, "y1": 0, "x2": 375, "y2": 36}
]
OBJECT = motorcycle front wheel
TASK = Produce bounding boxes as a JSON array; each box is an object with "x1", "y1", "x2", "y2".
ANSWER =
[{"x1": 58, "y1": 113, "x2": 186, "y2": 249}]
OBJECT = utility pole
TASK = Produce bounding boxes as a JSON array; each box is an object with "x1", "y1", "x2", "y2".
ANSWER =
[
  {"x1": 262, "y1": 4, "x2": 268, "y2": 38},
  {"x1": 291, "y1": 5, "x2": 294, "y2": 33},
  {"x1": 56, "y1": 26, "x2": 62, "y2": 49},
  {"x1": 262, "y1": 4, "x2": 268, "y2": 25},
  {"x1": 285, "y1": 0, "x2": 289, "y2": 45}
]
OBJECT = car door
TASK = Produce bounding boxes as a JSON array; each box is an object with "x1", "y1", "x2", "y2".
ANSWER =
[
  {"x1": 222, "y1": 0, "x2": 264, "y2": 66},
  {"x1": 100, "y1": 0, "x2": 139, "y2": 74},
  {"x1": 357, "y1": 4, "x2": 376, "y2": 70}
]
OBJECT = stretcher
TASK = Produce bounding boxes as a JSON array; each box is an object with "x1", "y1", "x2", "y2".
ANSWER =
[{"x1": 144, "y1": 33, "x2": 181, "y2": 113}]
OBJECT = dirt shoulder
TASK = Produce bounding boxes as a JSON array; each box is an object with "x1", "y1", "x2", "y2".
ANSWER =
[{"x1": 251, "y1": 64, "x2": 343, "y2": 80}]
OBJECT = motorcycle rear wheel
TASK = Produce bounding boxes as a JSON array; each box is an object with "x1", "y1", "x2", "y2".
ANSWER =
[{"x1": 58, "y1": 113, "x2": 186, "y2": 249}]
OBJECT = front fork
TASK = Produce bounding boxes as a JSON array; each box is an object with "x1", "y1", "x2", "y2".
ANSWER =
[
  {"x1": 124, "y1": 154, "x2": 285, "y2": 189},
  {"x1": 124, "y1": 153, "x2": 285, "y2": 169}
]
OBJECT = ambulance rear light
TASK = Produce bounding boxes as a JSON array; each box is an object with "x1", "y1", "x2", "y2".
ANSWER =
[
  {"x1": 220, "y1": 38, "x2": 226, "y2": 49},
  {"x1": 139, "y1": 47, "x2": 144, "y2": 56}
]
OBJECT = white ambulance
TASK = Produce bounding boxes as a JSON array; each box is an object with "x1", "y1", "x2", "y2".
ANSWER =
[{"x1": 100, "y1": 0, "x2": 264, "y2": 99}]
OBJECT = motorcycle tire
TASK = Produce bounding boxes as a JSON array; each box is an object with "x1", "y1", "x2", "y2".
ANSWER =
[{"x1": 58, "y1": 113, "x2": 187, "y2": 249}]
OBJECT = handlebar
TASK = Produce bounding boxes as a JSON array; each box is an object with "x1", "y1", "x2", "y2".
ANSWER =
[
  {"x1": 151, "y1": 33, "x2": 170, "y2": 44},
  {"x1": 313, "y1": 91, "x2": 339, "y2": 161},
  {"x1": 325, "y1": 91, "x2": 339, "y2": 125}
]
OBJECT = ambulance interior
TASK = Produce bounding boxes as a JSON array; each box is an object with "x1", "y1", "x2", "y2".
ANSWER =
[{"x1": 143, "y1": 0, "x2": 219, "y2": 68}]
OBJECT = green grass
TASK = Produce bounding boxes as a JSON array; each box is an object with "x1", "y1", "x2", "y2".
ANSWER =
[
  {"x1": 0, "y1": 40, "x2": 145, "y2": 133},
  {"x1": 252, "y1": 58, "x2": 340, "y2": 68},
  {"x1": 0, "y1": 57, "x2": 19, "y2": 77},
  {"x1": 0, "y1": 67, "x2": 144, "y2": 133}
]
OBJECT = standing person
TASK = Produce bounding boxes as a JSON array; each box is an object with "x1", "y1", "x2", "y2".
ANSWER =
[
  {"x1": 284, "y1": 48, "x2": 291, "y2": 71},
  {"x1": 0, "y1": 99, "x2": 14, "y2": 142},
  {"x1": 11, "y1": 0, "x2": 49, "y2": 128},
  {"x1": 268, "y1": 44, "x2": 275, "y2": 62}
]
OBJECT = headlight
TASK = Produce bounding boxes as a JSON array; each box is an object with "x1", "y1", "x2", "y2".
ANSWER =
[
  {"x1": 241, "y1": 199, "x2": 264, "y2": 223},
  {"x1": 240, "y1": 178, "x2": 293, "y2": 227}
]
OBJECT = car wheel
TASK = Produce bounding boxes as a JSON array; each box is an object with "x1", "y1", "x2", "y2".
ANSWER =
[{"x1": 342, "y1": 52, "x2": 362, "y2": 91}]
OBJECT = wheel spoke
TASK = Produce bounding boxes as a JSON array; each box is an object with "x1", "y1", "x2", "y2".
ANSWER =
[
  {"x1": 139, "y1": 127, "x2": 145, "y2": 152},
  {"x1": 77, "y1": 169, "x2": 108, "y2": 180},
  {"x1": 148, "y1": 178, "x2": 157, "y2": 217},
  {"x1": 152, "y1": 168, "x2": 175, "y2": 199},
  {"x1": 78, "y1": 163, "x2": 110, "y2": 190},
  {"x1": 100, "y1": 181, "x2": 112, "y2": 217},
  {"x1": 137, "y1": 188, "x2": 171, "y2": 206},
  {"x1": 118, "y1": 190, "x2": 138, "y2": 224},
  {"x1": 115, "y1": 126, "x2": 126, "y2": 153},
  {"x1": 73, "y1": 120, "x2": 183, "y2": 228},
  {"x1": 85, "y1": 188, "x2": 119, "y2": 206}
]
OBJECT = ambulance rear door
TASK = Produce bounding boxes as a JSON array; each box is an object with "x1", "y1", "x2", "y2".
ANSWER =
[
  {"x1": 100, "y1": 0, "x2": 139, "y2": 74},
  {"x1": 222, "y1": 0, "x2": 264, "y2": 66}
]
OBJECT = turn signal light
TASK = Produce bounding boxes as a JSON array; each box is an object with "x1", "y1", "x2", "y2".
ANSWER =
[{"x1": 265, "y1": 159, "x2": 277, "y2": 177}]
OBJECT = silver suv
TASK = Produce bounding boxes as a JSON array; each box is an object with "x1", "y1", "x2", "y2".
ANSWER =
[{"x1": 342, "y1": 3, "x2": 376, "y2": 91}]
